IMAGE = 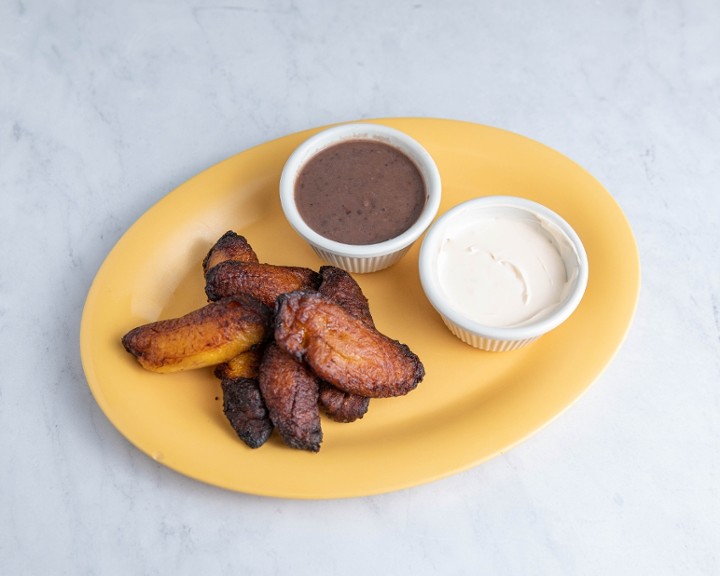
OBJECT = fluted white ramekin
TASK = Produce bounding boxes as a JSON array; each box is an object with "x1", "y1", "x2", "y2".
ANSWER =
[
  {"x1": 419, "y1": 196, "x2": 589, "y2": 351},
  {"x1": 279, "y1": 123, "x2": 441, "y2": 273}
]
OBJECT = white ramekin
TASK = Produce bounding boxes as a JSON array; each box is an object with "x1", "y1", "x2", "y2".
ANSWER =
[
  {"x1": 418, "y1": 196, "x2": 589, "y2": 351},
  {"x1": 279, "y1": 123, "x2": 441, "y2": 273}
]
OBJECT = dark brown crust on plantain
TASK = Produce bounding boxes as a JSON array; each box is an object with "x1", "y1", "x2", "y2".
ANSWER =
[
  {"x1": 318, "y1": 381, "x2": 370, "y2": 423},
  {"x1": 202, "y1": 231, "x2": 259, "y2": 275},
  {"x1": 121, "y1": 295, "x2": 271, "y2": 373},
  {"x1": 221, "y1": 377, "x2": 274, "y2": 449},
  {"x1": 258, "y1": 343, "x2": 322, "y2": 452},
  {"x1": 318, "y1": 266, "x2": 374, "y2": 328},
  {"x1": 274, "y1": 291, "x2": 424, "y2": 398},
  {"x1": 205, "y1": 261, "x2": 321, "y2": 308}
]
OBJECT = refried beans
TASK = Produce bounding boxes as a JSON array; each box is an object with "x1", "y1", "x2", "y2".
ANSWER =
[{"x1": 294, "y1": 140, "x2": 426, "y2": 245}]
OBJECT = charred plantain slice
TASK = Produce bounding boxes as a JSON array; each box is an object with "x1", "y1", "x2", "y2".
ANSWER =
[
  {"x1": 274, "y1": 291, "x2": 424, "y2": 398},
  {"x1": 258, "y1": 342, "x2": 322, "y2": 452},
  {"x1": 318, "y1": 380, "x2": 369, "y2": 423},
  {"x1": 202, "y1": 231, "x2": 259, "y2": 276},
  {"x1": 205, "y1": 260, "x2": 320, "y2": 308},
  {"x1": 121, "y1": 295, "x2": 271, "y2": 373},
  {"x1": 221, "y1": 376, "x2": 274, "y2": 449},
  {"x1": 214, "y1": 346, "x2": 273, "y2": 449}
]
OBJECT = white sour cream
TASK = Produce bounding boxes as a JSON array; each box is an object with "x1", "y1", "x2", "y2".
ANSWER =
[{"x1": 436, "y1": 213, "x2": 577, "y2": 327}]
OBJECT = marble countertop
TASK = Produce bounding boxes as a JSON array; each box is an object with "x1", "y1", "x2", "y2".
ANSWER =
[{"x1": 2, "y1": 1, "x2": 718, "y2": 574}]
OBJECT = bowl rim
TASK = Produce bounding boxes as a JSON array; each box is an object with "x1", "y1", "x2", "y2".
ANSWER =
[
  {"x1": 418, "y1": 195, "x2": 589, "y2": 341},
  {"x1": 279, "y1": 123, "x2": 442, "y2": 259}
]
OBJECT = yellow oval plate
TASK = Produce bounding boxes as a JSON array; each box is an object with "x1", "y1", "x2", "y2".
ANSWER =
[{"x1": 80, "y1": 118, "x2": 640, "y2": 499}]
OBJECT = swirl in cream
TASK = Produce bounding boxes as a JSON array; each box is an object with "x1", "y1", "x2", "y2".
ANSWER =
[{"x1": 436, "y1": 213, "x2": 578, "y2": 328}]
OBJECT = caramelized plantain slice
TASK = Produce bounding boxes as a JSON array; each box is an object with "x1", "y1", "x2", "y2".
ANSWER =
[
  {"x1": 221, "y1": 376, "x2": 274, "y2": 449},
  {"x1": 121, "y1": 295, "x2": 271, "y2": 373},
  {"x1": 205, "y1": 260, "x2": 320, "y2": 308},
  {"x1": 274, "y1": 291, "x2": 424, "y2": 398},
  {"x1": 318, "y1": 380, "x2": 369, "y2": 423},
  {"x1": 202, "y1": 231, "x2": 259, "y2": 275},
  {"x1": 214, "y1": 347, "x2": 262, "y2": 380},
  {"x1": 258, "y1": 343, "x2": 322, "y2": 452}
]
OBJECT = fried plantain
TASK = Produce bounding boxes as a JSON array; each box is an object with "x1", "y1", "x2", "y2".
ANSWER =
[
  {"x1": 205, "y1": 260, "x2": 321, "y2": 308},
  {"x1": 274, "y1": 291, "x2": 424, "y2": 398},
  {"x1": 214, "y1": 346, "x2": 273, "y2": 448},
  {"x1": 214, "y1": 347, "x2": 262, "y2": 380},
  {"x1": 258, "y1": 342, "x2": 322, "y2": 452},
  {"x1": 318, "y1": 380, "x2": 370, "y2": 423},
  {"x1": 121, "y1": 295, "x2": 271, "y2": 373},
  {"x1": 318, "y1": 266, "x2": 374, "y2": 328},
  {"x1": 317, "y1": 266, "x2": 373, "y2": 420},
  {"x1": 221, "y1": 376, "x2": 274, "y2": 449},
  {"x1": 202, "y1": 231, "x2": 259, "y2": 275}
]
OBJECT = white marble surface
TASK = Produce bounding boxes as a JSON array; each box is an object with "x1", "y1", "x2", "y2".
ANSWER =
[{"x1": 2, "y1": 0, "x2": 719, "y2": 574}]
